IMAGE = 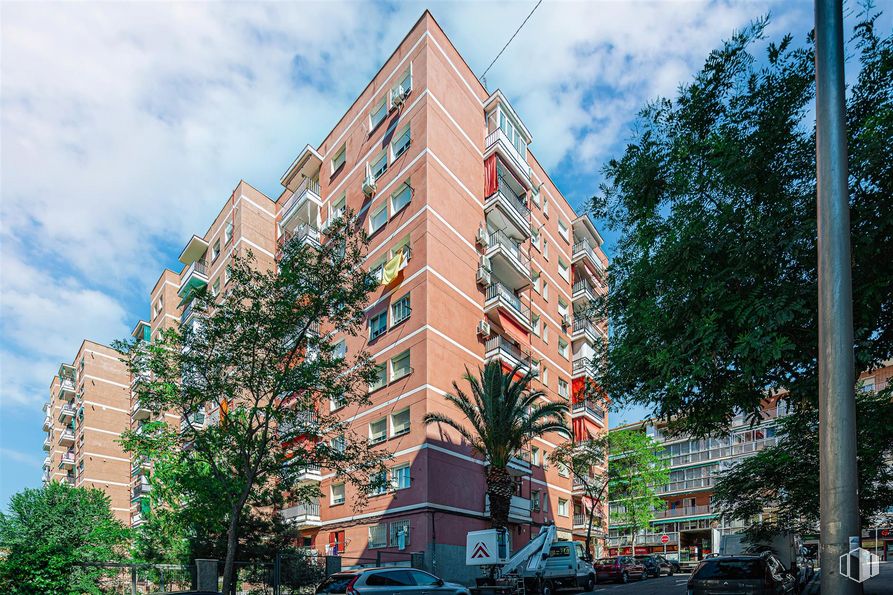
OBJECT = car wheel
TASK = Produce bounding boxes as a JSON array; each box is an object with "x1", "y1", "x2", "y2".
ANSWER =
[
  {"x1": 581, "y1": 573, "x2": 595, "y2": 591},
  {"x1": 639, "y1": 571, "x2": 647, "y2": 581},
  {"x1": 541, "y1": 579, "x2": 555, "y2": 595},
  {"x1": 621, "y1": 571, "x2": 629, "y2": 584},
  {"x1": 668, "y1": 569, "x2": 674, "y2": 576}
]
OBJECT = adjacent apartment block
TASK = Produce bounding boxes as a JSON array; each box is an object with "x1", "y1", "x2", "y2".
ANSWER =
[
  {"x1": 41, "y1": 341, "x2": 132, "y2": 524},
  {"x1": 273, "y1": 11, "x2": 609, "y2": 581},
  {"x1": 128, "y1": 180, "x2": 277, "y2": 527}
]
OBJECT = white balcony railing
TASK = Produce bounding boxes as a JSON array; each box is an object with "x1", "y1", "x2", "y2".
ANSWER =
[{"x1": 486, "y1": 128, "x2": 530, "y2": 181}]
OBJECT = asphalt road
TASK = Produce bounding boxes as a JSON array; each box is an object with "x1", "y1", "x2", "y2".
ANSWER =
[{"x1": 581, "y1": 573, "x2": 691, "y2": 594}]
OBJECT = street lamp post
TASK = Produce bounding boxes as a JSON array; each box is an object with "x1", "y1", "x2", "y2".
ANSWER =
[{"x1": 815, "y1": 0, "x2": 860, "y2": 593}]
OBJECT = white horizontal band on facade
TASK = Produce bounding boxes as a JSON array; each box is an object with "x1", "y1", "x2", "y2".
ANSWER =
[
  {"x1": 85, "y1": 349, "x2": 121, "y2": 363},
  {"x1": 82, "y1": 376, "x2": 130, "y2": 390},
  {"x1": 83, "y1": 452, "x2": 131, "y2": 463},
  {"x1": 151, "y1": 280, "x2": 181, "y2": 302},
  {"x1": 81, "y1": 426, "x2": 123, "y2": 437},
  {"x1": 81, "y1": 478, "x2": 131, "y2": 487},
  {"x1": 81, "y1": 400, "x2": 130, "y2": 414}
]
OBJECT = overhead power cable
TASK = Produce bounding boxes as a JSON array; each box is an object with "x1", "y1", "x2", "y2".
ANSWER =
[{"x1": 480, "y1": 0, "x2": 544, "y2": 87}]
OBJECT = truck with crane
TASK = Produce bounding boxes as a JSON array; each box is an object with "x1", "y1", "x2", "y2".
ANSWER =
[{"x1": 465, "y1": 525, "x2": 596, "y2": 595}]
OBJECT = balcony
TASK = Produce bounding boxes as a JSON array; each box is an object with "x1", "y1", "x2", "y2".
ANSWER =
[
  {"x1": 484, "y1": 187, "x2": 531, "y2": 239},
  {"x1": 59, "y1": 428, "x2": 75, "y2": 446},
  {"x1": 571, "y1": 318, "x2": 602, "y2": 345},
  {"x1": 43, "y1": 435, "x2": 52, "y2": 451},
  {"x1": 281, "y1": 502, "x2": 322, "y2": 527},
  {"x1": 132, "y1": 482, "x2": 152, "y2": 499},
  {"x1": 131, "y1": 512, "x2": 145, "y2": 527},
  {"x1": 277, "y1": 224, "x2": 321, "y2": 261},
  {"x1": 279, "y1": 177, "x2": 322, "y2": 234},
  {"x1": 572, "y1": 279, "x2": 599, "y2": 305},
  {"x1": 653, "y1": 504, "x2": 714, "y2": 520},
  {"x1": 294, "y1": 464, "x2": 323, "y2": 484},
  {"x1": 507, "y1": 451, "x2": 532, "y2": 476},
  {"x1": 572, "y1": 399, "x2": 606, "y2": 425},
  {"x1": 573, "y1": 514, "x2": 591, "y2": 530},
  {"x1": 485, "y1": 494, "x2": 532, "y2": 524},
  {"x1": 572, "y1": 239, "x2": 605, "y2": 279},
  {"x1": 656, "y1": 476, "x2": 715, "y2": 495},
  {"x1": 59, "y1": 451, "x2": 76, "y2": 469},
  {"x1": 58, "y1": 376, "x2": 76, "y2": 398},
  {"x1": 484, "y1": 231, "x2": 531, "y2": 289},
  {"x1": 131, "y1": 399, "x2": 152, "y2": 420},
  {"x1": 58, "y1": 402, "x2": 76, "y2": 422},
  {"x1": 485, "y1": 335, "x2": 534, "y2": 376},
  {"x1": 572, "y1": 357, "x2": 597, "y2": 379},
  {"x1": 484, "y1": 282, "x2": 532, "y2": 332},
  {"x1": 178, "y1": 260, "x2": 209, "y2": 299},
  {"x1": 663, "y1": 436, "x2": 780, "y2": 468},
  {"x1": 42, "y1": 415, "x2": 52, "y2": 431},
  {"x1": 61, "y1": 476, "x2": 76, "y2": 486},
  {"x1": 180, "y1": 410, "x2": 206, "y2": 432}
]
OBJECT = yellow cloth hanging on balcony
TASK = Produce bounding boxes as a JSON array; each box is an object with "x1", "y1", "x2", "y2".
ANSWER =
[{"x1": 380, "y1": 251, "x2": 407, "y2": 285}]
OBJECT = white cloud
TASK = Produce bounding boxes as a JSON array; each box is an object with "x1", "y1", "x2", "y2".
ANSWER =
[{"x1": 1, "y1": 1, "x2": 811, "y2": 415}]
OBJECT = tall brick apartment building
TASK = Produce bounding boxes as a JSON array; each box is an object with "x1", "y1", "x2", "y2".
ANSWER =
[
  {"x1": 40, "y1": 10, "x2": 610, "y2": 580},
  {"x1": 272, "y1": 12, "x2": 608, "y2": 579}
]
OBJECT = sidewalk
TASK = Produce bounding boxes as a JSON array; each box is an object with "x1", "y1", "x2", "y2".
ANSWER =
[{"x1": 803, "y1": 561, "x2": 893, "y2": 594}]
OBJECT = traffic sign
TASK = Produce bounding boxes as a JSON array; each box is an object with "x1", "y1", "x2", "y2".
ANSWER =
[{"x1": 660, "y1": 534, "x2": 670, "y2": 544}]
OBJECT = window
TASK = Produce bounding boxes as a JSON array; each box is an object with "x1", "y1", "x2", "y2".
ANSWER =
[
  {"x1": 152, "y1": 299, "x2": 162, "y2": 319},
  {"x1": 532, "y1": 446, "x2": 540, "y2": 466},
  {"x1": 225, "y1": 265, "x2": 232, "y2": 283},
  {"x1": 391, "y1": 294, "x2": 411, "y2": 326},
  {"x1": 370, "y1": 470, "x2": 389, "y2": 496},
  {"x1": 532, "y1": 271, "x2": 541, "y2": 293},
  {"x1": 558, "y1": 378, "x2": 569, "y2": 399},
  {"x1": 531, "y1": 314, "x2": 541, "y2": 336},
  {"x1": 330, "y1": 195, "x2": 346, "y2": 222},
  {"x1": 390, "y1": 65, "x2": 412, "y2": 104},
  {"x1": 369, "y1": 364, "x2": 387, "y2": 392},
  {"x1": 211, "y1": 239, "x2": 221, "y2": 262},
  {"x1": 543, "y1": 239, "x2": 549, "y2": 260},
  {"x1": 531, "y1": 228, "x2": 541, "y2": 251},
  {"x1": 369, "y1": 259, "x2": 385, "y2": 284},
  {"x1": 369, "y1": 418, "x2": 387, "y2": 444},
  {"x1": 392, "y1": 464, "x2": 411, "y2": 490},
  {"x1": 391, "y1": 126, "x2": 411, "y2": 160},
  {"x1": 370, "y1": 98, "x2": 388, "y2": 130},
  {"x1": 368, "y1": 524, "x2": 388, "y2": 548},
  {"x1": 212, "y1": 278, "x2": 221, "y2": 297},
  {"x1": 390, "y1": 519, "x2": 411, "y2": 548},
  {"x1": 370, "y1": 152, "x2": 388, "y2": 180},
  {"x1": 370, "y1": 204, "x2": 388, "y2": 234},
  {"x1": 558, "y1": 299, "x2": 569, "y2": 321},
  {"x1": 543, "y1": 325, "x2": 550, "y2": 344},
  {"x1": 332, "y1": 145, "x2": 346, "y2": 172},
  {"x1": 531, "y1": 489, "x2": 541, "y2": 511},
  {"x1": 224, "y1": 221, "x2": 233, "y2": 244},
  {"x1": 558, "y1": 338, "x2": 569, "y2": 359},
  {"x1": 531, "y1": 187, "x2": 540, "y2": 208},
  {"x1": 541, "y1": 366, "x2": 549, "y2": 387},
  {"x1": 558, "y1": 463, "x2": 570, "y2": 478},
  {"x1": 543, "y1": 196, "x2": 550, "y2": 218},
  {"x1": 331, "y1": 434, "x2": 346, "y2": 453},
  {"x1": 558, "y1": 259, "x2": 570, "y2": 282},
  {"x1": 370, "y1": 311, "x2": 387, "y2": 340},
  {"x1": 333, "y1": 340, "x2": 347, "y2": 360},
  {"x1": 558, "y1": 219, "x2": 569, "y2": 242},
  {"x1": 543, "y1": 282, "x2": 549, "y2": 301},
  {"x1": 391, "y1": 182, "x2": 412, "y2": 213},
  {"x1": 390, "y1": 351, "x2": 411, "y2": 381},
  {"x1": 331, "y1": 483, "x2": 345, "y2": 505},
  {"x1": 390, "y1": 407, "x2": 411, "y2": 436}
]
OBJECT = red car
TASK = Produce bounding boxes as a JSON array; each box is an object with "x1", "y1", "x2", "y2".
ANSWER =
[{"x1": 595, "y1": 556, "x2": 647, "y2": 583}]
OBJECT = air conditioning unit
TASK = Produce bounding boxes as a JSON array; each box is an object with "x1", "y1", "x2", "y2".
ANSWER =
[
  {"x1": 362, "y1": 163, "x2": 376, "y2": 197},
  {"x1": 561, "y1": 314, "x2": 571, "y2": 328},
  {"x1": 476, "y1": 266, "x2": 491, "y2": 286},
  {"x1": 392, "y1": 85, "x2": 408, "y2": 108},
  {"x1": 477, "y1": 320, "x2": 491, "y2": 337},
  {"x1": 476, "y1": 226, "x2": 490, "y2": 248},
  {"x1": 530, "y1": 361, "x2": 541, "y2": 377},
  {"x1": 479, "y1": 255, "x2": 491, "y2": 272}
]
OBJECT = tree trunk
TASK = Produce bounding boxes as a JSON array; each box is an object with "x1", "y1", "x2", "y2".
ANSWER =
[
  {"x1": 486, "y1": 466, "x2": 515, "y2": 529},
  {"x1": 585, "y1": 509, "x2": 594, "y2": 557},
  {"x1": 221, "y1": 503, "x2": 242, "y2": 594}
]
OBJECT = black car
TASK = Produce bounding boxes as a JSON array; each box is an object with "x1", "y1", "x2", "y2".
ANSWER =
[
  {"x1": 655, "y1": 554, "x2": 680, "y2": 574},
  {"x1": 687, "y1": 554, "x2": 796, "y2": 594},
  {"x1": 635, "y1": 554, "x2": 672, "y2": 577}
]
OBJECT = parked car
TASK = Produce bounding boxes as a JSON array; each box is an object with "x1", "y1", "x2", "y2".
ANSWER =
[
  {"x1": 316, "y1": 567, "x2": 471, "y2": 594},
  {"x1": 594, "y1": 556, "x2": 647, "y2": 584},
  {"x1": 635, "y1": 554, "x2": 672, "y2": 577},
  {"x1": 655, "y1": 554, "x2": 680, "y2": 574},
  {"x1": 687, "y1": 554, "x2": 797, "y2": 594}
]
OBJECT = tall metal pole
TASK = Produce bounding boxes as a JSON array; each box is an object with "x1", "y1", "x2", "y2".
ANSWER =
[{"x1": 815, "y1": 0, "x2": 860, "y2": 592}]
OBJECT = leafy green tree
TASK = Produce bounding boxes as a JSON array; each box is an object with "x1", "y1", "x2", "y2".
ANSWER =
[
  {"x1": 590, "y1": 11, "x2": 893, "y2": 436},
  {"x1": 116, "y1": 213, "x2": 389, "y2": 593},
  {"x1": 550, "y1": 437, "x2": 608, "y2": 556},
  {"x1": 0, "y1": 482, "x2": 129, "y2": 594},
  {"x1": 424, "y1": 362, "x2": 570, "y2": 528},
  {"x1": 607, "y1": 429, "x2": 669, "y2": 547},
  {"x1": 714, "y1": 385, "x2": 893, "y2": 539}
]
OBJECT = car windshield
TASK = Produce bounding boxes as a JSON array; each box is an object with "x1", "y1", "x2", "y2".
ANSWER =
[
  {"x1": 596, "y1": 558, "x2": 617, "y2": 565},
  {"x1": 693, "y1": 559, "x2": 764, "y2": 580},
  {"x1": 316, "y1": 574, "x2": 357, "y2": 593}
]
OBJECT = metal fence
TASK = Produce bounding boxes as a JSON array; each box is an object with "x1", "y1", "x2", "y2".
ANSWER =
[{"x1": 80, "y1": 562, "x2": 195, "y2": 594}]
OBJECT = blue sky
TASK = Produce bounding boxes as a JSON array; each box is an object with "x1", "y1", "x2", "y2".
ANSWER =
[{"x1": 0, "y1": 0, "x2": 819, "y2": 506}]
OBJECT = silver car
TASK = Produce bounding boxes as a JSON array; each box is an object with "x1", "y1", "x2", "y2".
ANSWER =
[{"x1": 316, "y1": 567, "x2": 471, "y2": 594}]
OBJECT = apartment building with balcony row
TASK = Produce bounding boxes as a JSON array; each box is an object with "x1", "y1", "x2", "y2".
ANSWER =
[
  {"x1": 271, "y1": 11, "x2": 608, "y2": 582},
  {"x1": 41, "y1": 341, "x2": 132, "y2": 525},
  {"x1": 605, "y1": 362, "x2": 892, "y2": 565}
]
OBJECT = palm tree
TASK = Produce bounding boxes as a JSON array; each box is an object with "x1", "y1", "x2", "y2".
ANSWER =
[{"x1": 424, "y1": 361, "x2": 571, "y2": 528}]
